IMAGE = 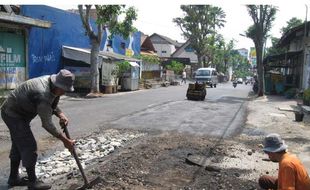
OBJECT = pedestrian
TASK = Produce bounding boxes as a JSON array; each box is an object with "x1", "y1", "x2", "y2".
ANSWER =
[
  {"x1": 1, "y1": 69, "x2": 76, "y2": 190},
  {"x1": 258, "y1": 133, "x2": 310, "y2": 190},
  {"x1": 181, "y1": 70, "x2": 187, "y2": 84}
]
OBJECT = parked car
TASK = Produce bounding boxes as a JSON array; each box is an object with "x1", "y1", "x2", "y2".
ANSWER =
[{"x1": 237, "y1": 78, "x2": 243, "y2": 84}]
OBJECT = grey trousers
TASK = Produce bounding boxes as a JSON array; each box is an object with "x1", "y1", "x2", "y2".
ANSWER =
[{"x1": 1, "y1": 110, "x2": 37, "y2": 168}]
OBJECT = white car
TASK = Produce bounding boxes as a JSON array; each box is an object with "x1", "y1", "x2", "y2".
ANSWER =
[
  {"x1": 237, "y1": 78, "x2": 243, "y2": 84},
  {"x1": 195, "y1": 68, "x2": 218, "y2": 88}
]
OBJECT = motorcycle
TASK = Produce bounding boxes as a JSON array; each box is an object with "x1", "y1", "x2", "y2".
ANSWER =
[
  {"x1": 233, "y1": 81, "x2": 237, "y2": 88},
  {"x1": 253, "y1": 81, "x2": 258, "y2": 93}
]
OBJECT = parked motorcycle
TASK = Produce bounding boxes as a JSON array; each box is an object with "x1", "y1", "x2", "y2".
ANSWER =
[
  {"x1": 253, "y1": 79, "x2": 258, "y2": 93},
  {"x1": 233, "y1": 81, "x2": 237, "y2": 88}
]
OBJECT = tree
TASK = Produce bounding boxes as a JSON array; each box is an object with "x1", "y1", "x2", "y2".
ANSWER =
[
  {"x1": 266, "y1": 17, "x2": 303, "y2": 57},
  {"x1": 166, "y1": 61, "x2": 184, "y2": 75},
  {"x1": 222, "y1": 39, "x2": 235, "y2": 73},
  {"x1": 227, "y1": 50, "x2": 251, "y2": 79},
  {"x1": 78, "y1": 5, "x2": 137, "y2": 96},
  {"x1": 209, "y1": 7, "x2": 226, "y2": 67},
  {"x1": 134, "y1": 54, "x2": 160, "y2": 64},
  {"x1": 281, "y1": 17, "x2": 303, "y2": 35},
  {"x1": 212, "y1": 35, "x2": 225, "y2": 72},
  {"x1": 245, "y1": 5, "x2": 277, "y2": 96},
  {"x1": 265, "y1": 37, "x2": 285, "y2": 56},
  {"x1": 111, "y1": 61, "x2": 131, "y2": 91},
  {"x1": 173, "y1": 5, "x2": 226, "y2": 68},
  {"x1": 211, "y1": 35, "x2": 235, "y2": 74}
]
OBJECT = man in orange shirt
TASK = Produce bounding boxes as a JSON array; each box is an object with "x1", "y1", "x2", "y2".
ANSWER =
[{"x1": 258, "y1": 133, "x2": 310, "y2": 190}]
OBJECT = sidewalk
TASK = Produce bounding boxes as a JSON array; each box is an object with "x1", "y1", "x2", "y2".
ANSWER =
[{"x1": 245, "y1": 95, "x2": 310, "y2": 171}]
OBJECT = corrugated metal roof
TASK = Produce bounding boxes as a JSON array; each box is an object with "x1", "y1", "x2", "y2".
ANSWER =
[
  {"x1": 150, "y1": 33, "x2": 183, "y2": 47},
  {"x1": 0, "y1": 12, "x2": 51, "y2": 28},
  {"x1": 62, "y1": 45, "x2": 141, "y2": 64},
  {"x1": 277, "y1": 22, "x2": 310, "y2": 47},
  {"x1": 100, "y1": 51, "x2": 141, "y2": 62}
]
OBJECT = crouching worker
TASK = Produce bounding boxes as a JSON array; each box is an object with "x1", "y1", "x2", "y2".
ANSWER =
[
  {"x1": 1, "y1": 69, "x2": 76, "y2": 190},
  {"x1": 258, "y1": 133, "x2": 310, "y2": 190}
]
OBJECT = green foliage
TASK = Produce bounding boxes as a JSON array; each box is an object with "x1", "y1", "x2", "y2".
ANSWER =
[
  {"x1": 230, "y1": 50, "x2": 252, "y2": 78},
  {"x1": 135, "y1": 54, "x2": 160, "y2": 64},
  {"x1": 266, "y1": 18, "x2": 302, "y2": 57},
  {"x1": 112, "y1": 61, "x2": 131, "y2": 78},
  {"x1": 281, "y1": 17, "x2": 303, "y2": 35},
  {"x1": 265, "y1": 37, "x2": 286, "y2": 57},
  {"x1": 95, "y1": 5, "x2": 137, "y2": 39},
  {"x1": 233, "y1": 69, "x2": 252, "y2": 79},
  {"x1": 95, "y1": 5, "x2": 123, "y2": 25},
  {"x1": 304, "y1": 88, "x2": 310, "y2": 101},
  {"x1": 173, "y1": 5, "x2": 226, "y2": 67},
  {"x1": 166, "y1": 61, "x2": 184, "y2": 75},
  {"x1": 245, "y1": 25, "x2": 256, "y2": 40},
  {"x1": 246, "y1": 5, "x2": 277, "y2": 41},
  {"x1": 78, "y1": 5, "x2": 137, "y2": 93},
  {"x1": 213, "y1": 38, "x2": 235, "y2": 73}
]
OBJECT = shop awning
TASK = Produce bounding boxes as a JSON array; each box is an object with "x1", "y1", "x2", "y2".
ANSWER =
[
  {"x1": 129, "y1": 62, "x2": 140, "y2": 67},
  {"x1": 0, "y1": 12, "x2": 51, "y2": 28},
  {"x1": 62, "y1": 45, "x2": 141, "y2": 65},
  {"x1": 263, "y1": 50, "x2": 303, "y2": 67},
  {"x1": 62, "y1": 46, "x2": 107, "y2": 65},
  {"x1": 100, "y1": 51, "x2": 141, "y2": 62}
]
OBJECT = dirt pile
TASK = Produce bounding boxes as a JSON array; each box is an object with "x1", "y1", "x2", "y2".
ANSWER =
[{"x1": 51, "y1": 131, "x2": 276, "y2": 190}]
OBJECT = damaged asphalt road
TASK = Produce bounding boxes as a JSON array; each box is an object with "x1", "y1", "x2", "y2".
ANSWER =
[
  {"x1": 49, "y1": 130, "x2": 273, "y2": 190},
  {"x1": 1, "y1": 83, "x2": 281, "y2": 189}
]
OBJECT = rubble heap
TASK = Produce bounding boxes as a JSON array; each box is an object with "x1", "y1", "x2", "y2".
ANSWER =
[{"x1": 21, "y1": 129, "x2": 144, "y2": 181}]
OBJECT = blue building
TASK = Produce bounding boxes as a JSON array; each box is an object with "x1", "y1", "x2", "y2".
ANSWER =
[{"x1": 0, "y1": 5, "x2": 141, "y2": 90}]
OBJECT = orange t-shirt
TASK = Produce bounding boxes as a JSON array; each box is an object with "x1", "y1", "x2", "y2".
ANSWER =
[{"x1": 278, "y1": 153, "x2": 310, "y2": 190}]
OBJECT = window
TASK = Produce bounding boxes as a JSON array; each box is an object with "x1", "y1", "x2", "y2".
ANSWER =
[
  {"x1": 107, "y1": 40, "x2": 112, "y2": 47},
  {"x1": 121, "y1": 42, "x2": 126, "y2": 49},
  {"x1": 185, "y1": 46, "x2": 194, "y2": 52},
  {"x1": 196, "y1": 70, "x2": 210, "y2": 76},
  {"x1": 161, "y1": 50, "x2": 167, "y2": 53}
]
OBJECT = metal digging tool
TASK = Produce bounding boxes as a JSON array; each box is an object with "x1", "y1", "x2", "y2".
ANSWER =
[{"x1": 63, "y1": 126, "x2": 103, "y2": 190}]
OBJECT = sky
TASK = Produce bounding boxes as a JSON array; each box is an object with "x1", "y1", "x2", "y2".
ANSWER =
[{"x1": 12, "y1": 1, "x2": 310, "y2": 50}]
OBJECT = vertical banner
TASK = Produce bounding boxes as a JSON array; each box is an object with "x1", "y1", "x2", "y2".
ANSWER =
[
  {"x1": 0, "y1": 30, "x2": 26, "y2": 89},
  {"x1": 249, "y1": 47, "x2": 257, "y2": 66}
]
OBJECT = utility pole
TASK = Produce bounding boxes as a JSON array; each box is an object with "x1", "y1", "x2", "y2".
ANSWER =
[
  {"x1": 305, "y1": 5, "x2": 308, "y2": 38},
  {"x1": 304, "y1": 4, "x2": 308, "y2": 89}
]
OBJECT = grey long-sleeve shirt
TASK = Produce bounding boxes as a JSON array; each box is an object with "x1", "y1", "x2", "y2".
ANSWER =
[{"x1": 1, "y1": 75, "x2": 62, "y2": 137}]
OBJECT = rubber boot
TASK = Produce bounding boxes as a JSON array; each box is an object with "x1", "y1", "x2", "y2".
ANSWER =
[
  {"x1": 7, "y1": 159, "x2": 28, "y2": 187},
  {"x1": 26, "y1": 166, "x2": 51, "y2": 190}
]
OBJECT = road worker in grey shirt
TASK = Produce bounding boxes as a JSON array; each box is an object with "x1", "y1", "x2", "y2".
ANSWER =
[{"x1": 1, "y1": 69, "x2": 75, "y2": 190}]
